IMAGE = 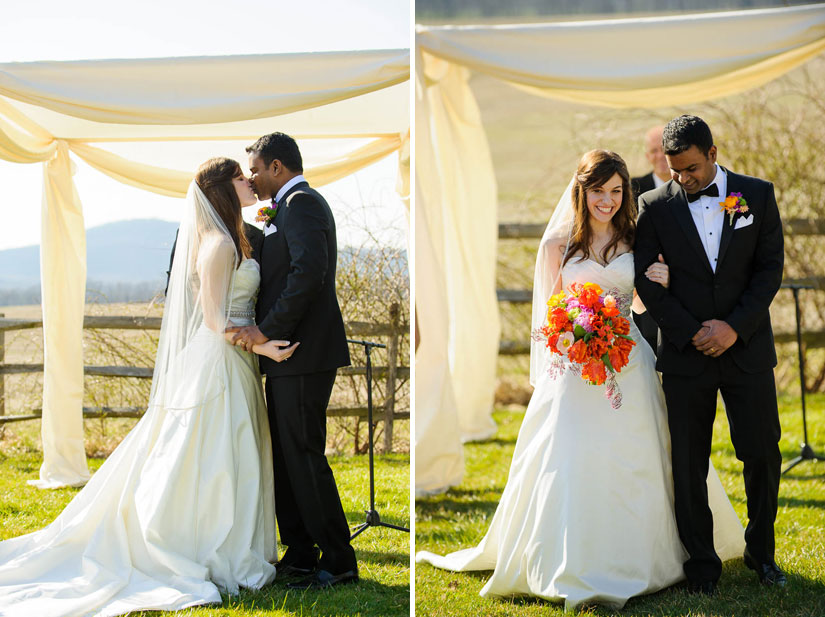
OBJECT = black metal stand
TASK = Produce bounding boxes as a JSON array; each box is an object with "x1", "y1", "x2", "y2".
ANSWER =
[
  {"x1": 781, "y1": 284, "x2": 825, "y2": 474},
  {"x1": 346, "y1": 338, "x2": 410, "y2": 540}
]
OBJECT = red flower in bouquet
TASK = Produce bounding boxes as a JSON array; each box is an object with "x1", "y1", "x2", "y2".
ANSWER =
[
  {"x1": 578, "y1": 283, "x2": 603, "y2": 310},
  {"x1": 587, "y1": 336, "x2": 609, "y2": 359},
  {"x1": 533, "y1": 281, "x2": 637, "y2": 409},
  {"x1": 548, "y1": 307, "x2": 572, "y2": 333},
  {"x1": 582, "y1": 358, "x2": 608, "y2": 385},
  {"x1": 568, "y1": 339, "x2": 589, "y2": 364}
]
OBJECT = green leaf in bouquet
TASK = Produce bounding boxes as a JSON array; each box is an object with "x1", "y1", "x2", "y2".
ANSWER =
[
  {"x1": 574, "y1": 324, "x2": 587, "y2": 339},
  {"x1": 602, "y1": 352, "x2": 615, "y2": 373}
]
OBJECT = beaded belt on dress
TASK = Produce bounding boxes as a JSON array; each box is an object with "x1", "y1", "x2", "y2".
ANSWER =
[{"x1": 229, "y1": 309, "x2": 255, "y2": 319}]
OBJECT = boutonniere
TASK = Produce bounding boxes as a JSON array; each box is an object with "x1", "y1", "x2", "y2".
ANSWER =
[
  {"x1": 719, "y1": 192, "x2": 749, "y2": 226},
  {"x1": 255, "y1": 202, "x2": 279, "y2": 227}
]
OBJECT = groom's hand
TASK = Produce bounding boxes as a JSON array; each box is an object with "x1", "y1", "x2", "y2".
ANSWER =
[
  {"x1": 226, "y1": 325, "x2": 268, "y2": 352},
  {"x1": 692, "y1": 319, "x2": 738, "y2": 357}
]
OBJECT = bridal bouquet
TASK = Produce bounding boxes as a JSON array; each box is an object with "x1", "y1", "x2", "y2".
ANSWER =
[{"x1": 535, "y1": 282, "x2": 636, "y2": 409}]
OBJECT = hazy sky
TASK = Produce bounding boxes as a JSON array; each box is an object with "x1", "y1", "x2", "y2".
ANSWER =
[{"x1": 0, "y1": 0, "x2": 411, "y2": 250}]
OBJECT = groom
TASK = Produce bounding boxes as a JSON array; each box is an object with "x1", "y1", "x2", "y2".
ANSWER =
[
  {"x1": 634, "y1": 115, "x2": 785, "y2": 594},
  {"x1": 229, "y1": 132, "x2": 357, "y2": 589}
]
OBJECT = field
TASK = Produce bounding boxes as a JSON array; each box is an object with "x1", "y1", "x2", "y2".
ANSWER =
[
  {"x1": 0, "y1": 450, "x2": 410, "y2": 617},
  {"x1": 415, "y1": 396, "x2": 825, "y2": 617},
  {"x1": 0, "y1": 305, "x2": 410, "y2": 617}
]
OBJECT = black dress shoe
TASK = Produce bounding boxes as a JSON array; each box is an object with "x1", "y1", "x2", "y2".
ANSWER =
[
  {"x1": 287, "y1": 568, "x2": 359, "y2": 590},
  {"x1": 276, "y1": 562, "x2": 316, "y2": 578},
  {"x1": 274, "y1": 547, "x2": 320, "y2": 578},
  {"x1": 744, "y1": 552, "x2": 787, "y2": 587},
  {"x1": 687, "y1": 580, "x2": 717, "y2": 596}
]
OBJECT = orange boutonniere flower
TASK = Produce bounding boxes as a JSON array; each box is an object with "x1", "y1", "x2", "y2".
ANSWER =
[
  {"x1": 719, "y1": 192, "x2": 749, "y2": 226},
  {"x1": 255, "y1": 203, "x2": 279, "y2": 226}
]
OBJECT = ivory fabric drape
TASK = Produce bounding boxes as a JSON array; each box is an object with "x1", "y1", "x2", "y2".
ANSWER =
[
  {"x1": 34, "y1": 143, "x2": 90, "y2": 488},
  {"x1": 414, "y1": 4, "x2": 825, "y2": 493},
  {"x1": 417, "y1": 46, "x2": 503, "y2": 454},
  {"x1": 0, "y1": 50, "x2": 409, "y2": 488}
]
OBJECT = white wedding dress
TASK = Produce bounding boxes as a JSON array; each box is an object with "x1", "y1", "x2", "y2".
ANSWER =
[
  {"x1": 416, "y1": 253, "x2": 745, "y2": 611},
  {"x1": 0, "y1": 258, "x2": 276, "y2": 617}
]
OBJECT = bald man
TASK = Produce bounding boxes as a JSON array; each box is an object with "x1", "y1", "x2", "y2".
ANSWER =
[{"x1": 631, "y1": 126, "x2": 671, "y2": 205}]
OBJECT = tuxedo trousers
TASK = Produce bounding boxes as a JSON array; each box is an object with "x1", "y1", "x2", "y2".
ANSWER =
[
  {"x1": 662, "y1": 355, "x2": 781, "y2": 583},
  {"x1": 265, "y1": 370, "x2": 356, "y2": 574}
]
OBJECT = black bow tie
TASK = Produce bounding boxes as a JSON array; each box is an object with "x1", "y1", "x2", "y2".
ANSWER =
[{"x1": 686, "y1": 183, "x2": 719, "y2": 203}]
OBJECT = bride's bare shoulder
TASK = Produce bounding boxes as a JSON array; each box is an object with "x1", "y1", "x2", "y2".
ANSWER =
[{"x1": 540, "y1": 236, "x2": 568, "y2": 263}]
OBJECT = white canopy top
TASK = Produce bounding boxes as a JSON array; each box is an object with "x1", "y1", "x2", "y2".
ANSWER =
[{"x1": 0, "y1": 49, "x2": 409, "y2": 130}]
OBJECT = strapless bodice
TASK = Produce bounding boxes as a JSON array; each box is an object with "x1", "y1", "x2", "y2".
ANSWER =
[
  {"x1": 228, "y1": 259, "x2": 260, "y2": 325},
  {"x1": 561, "y1": 252, "x2": 634, "y2": 316}
]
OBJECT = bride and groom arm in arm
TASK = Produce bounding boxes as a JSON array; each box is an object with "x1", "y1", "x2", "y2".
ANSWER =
[{"x1": 417, "y1": 115, "x2": 785, "y2": 610}]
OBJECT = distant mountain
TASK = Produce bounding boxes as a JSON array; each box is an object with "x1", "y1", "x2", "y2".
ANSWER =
[
  {"x1": 0, "y1": 219, "x2": 409, "y2": 307},
  {"x1": 0, "y1": 219, "x2": 179, "y2": 305}
]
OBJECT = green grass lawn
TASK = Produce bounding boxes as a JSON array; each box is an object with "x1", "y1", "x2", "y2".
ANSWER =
[
  {"x1": 415, "y1": 394, "x2": 825, "y2": 617},
  {"x1": 0, "y1": 448, "x2": 410, "y2": 617}
]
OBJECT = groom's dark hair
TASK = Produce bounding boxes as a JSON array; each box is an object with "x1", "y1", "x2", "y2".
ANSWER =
[
  {"x1": 246, "y1": 132, "x2": 304, "y2": 173},
  {"x1": 662, "y1": 115, "x2": 714, "y2": 157}
]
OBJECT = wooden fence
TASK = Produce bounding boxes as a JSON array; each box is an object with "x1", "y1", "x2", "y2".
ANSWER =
[
  {"x1": 497, "y1": 220, "x2": 825, "y2": 356},
  {"x1": 0, "y1": 304, "x2": 409, "y2": 452}
]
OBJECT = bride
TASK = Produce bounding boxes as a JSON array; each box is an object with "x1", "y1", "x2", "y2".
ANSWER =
[
  {"x1": 416, "y1": 150, "x2": 745, "y2": 611},
  {"x1": 0, "y1": 157, "x2": 297, "y2": 616}
]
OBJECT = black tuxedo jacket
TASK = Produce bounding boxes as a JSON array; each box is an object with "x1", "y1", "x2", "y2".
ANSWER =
[
  {"x1": 255, "y1": 181, "x2": 351, "y2": 376},
  {"x1": 631, "y1": 172, "x2": 656, "y2": 206},
  {"x1": 166, "y1": 221, "x2": 263, "y2": 294},
  {"x1": 634, "y1": 168, "x2": 784, "y2": 376}
]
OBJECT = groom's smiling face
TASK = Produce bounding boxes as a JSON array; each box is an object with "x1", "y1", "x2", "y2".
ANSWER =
[{"x1": 666, "y1": 144, "x2": 717, "y2": 195}]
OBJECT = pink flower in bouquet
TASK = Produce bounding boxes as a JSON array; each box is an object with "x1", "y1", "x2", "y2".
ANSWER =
[
  {"x1": 574, "y1": 311, "x2": 595, "y2": 332},
  {"x1": 556, "y1": 331, "x2": 575, "y2": 355}
]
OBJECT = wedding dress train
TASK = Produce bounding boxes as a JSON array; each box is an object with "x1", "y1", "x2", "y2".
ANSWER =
[{"x1": 0, "y1": 258, "x2": 275, "y2": 617}]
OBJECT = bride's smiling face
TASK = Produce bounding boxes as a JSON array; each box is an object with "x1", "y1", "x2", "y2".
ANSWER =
[
  {"x1": 585, "y1": 173, "x2": 623, "y2": 225},
  {"x1": 233, "y1": 172, "x2": 257, "y2": 207}
]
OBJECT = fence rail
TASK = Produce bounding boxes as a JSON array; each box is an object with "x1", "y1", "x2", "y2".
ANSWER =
[
  {"x1": 498, "y1": 218, "x2": 825, "y2": 240},
  {"x1": 497, "y1": 221, "x2": 825, "y2": 354},
  {"x1": 0, "y1": 308, "x2": 410, "y2": 449}
]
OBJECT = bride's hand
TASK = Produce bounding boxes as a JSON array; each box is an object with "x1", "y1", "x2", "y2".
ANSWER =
[
  {"x1": 223, "y1": 320, "x2": 238, "y2": 344},
  {"x1": 645, "y1": 253, "x2": 669, "y2": 288},
  {"x1": 256, "y1": 340, "x2": 300, "y2": 362}
]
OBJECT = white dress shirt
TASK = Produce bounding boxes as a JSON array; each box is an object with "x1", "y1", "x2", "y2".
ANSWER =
[
  {"x1": 687, "y1": 165, "x2": 726, "y2": 272},
  {"x1": 274, "y1": 174, "x2": 307, "y2": 204}
]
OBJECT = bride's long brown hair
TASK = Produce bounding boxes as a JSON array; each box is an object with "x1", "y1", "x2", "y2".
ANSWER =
[
  {"x1": 195, "y1": 157, "x2": 252, "y2": 263},
  {"x1": 562, "y1": 149, "x2": 636, "y2": 268}
]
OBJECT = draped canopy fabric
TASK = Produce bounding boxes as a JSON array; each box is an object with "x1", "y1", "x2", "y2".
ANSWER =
[
  {"x1": 0, "y1": 49, "x2": 409, "y2": 125},
  {"x1": 414, "y1": 4, "x2": 825, "y2": 495},
  {"x1": 416, "y1": 4, "x2": 825, "y2": 107},
  {"x1": 0, "y1": 49, "x2": 410, "y2": 489}
]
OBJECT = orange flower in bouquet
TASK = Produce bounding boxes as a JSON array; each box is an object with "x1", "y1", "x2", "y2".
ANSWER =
[{"x1": 534, "y1": 282, "x2": 637, "y2": 409}]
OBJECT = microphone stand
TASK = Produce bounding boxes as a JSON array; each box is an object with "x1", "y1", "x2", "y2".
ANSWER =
[
  {"x1": 346, "y1": 338, "x2": 410, "y2": 539},
  {"x1": 781, "y1": 283, "x2": 825, "y2": 474}
]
